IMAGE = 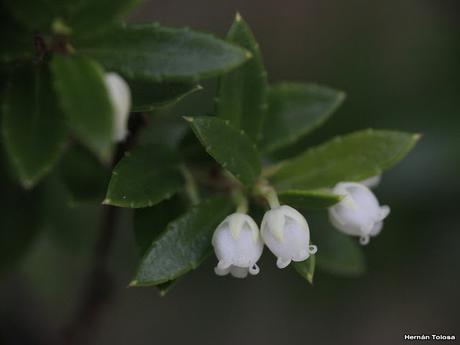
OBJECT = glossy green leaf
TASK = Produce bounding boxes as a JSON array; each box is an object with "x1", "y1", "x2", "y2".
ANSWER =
[
  {"x1": 278, "y1": 190, "x2": 342, "y2": 209},
  {"x1": 186, "y1": 116, "x2": 261, "y2": 186},
  {"x1": 52, "y1": 55, "x2": 114, "y2": 161},
  {"x1": 216, "y1": 13, "x2": 267, "y2": 142},
  {"x1": 134, "y1": 197, "x2": 184, "y2": 256},
  {"x1": 261, "y1": 83, "x2": 345, "y2": 152},
  {"x1": 131, "y1": 197, "x2": 232, "y2": 286},
  {"x1": 269, "y1": 129, "x2": 420, "y2": 191},
  {"x1": 59, "y1": 144, "x2": 110, "y2": 203},
  {"x1": 293, "y1": 254, "x2": 316, "y2": 284},
  {"x1": 76, "y1": 24, "x2": 251, "y2": 82},
  {"x1": 2, "y1": 64, "x2": 68, "y2": 188},
  {"x1": 312, "y1": 214, "x2": 366, "y2": 276},
  {"x1": 104, "y1": 145, "x2": 183, "y2": 208},
  {"x1": 129, "y1": 80, "x2": 202, "y2": 112}
]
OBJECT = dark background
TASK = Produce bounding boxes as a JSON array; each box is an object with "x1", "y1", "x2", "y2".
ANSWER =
[{"x1": 1, "y1": 0, "x2": 459, "y2": 344}]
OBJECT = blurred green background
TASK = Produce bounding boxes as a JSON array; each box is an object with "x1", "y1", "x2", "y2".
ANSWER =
[{"x1": 1, "y1": 0, "x2": 459, "y2": 344}]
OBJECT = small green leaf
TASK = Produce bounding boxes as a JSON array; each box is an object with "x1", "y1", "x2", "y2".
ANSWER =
[
  {"x1": 261, "y1": 83, "x2": 345, "y2": 153},
  {"x1": 129, "y1": 80, "x2": 202, "y2": 112},
  {"x1": 51, "y1": 55, "x2": 114, "y2": 160},
  {"x1": 134, "y1": 197, "x2": 184, "y2": 256},
  {"x1": 186, "y1": 116, "x2": 261, "y2": 186},
  {"x1": 131, "y1": 196, "x2": 232, "y2": 286},
  {"x1": 312, "y1": 214, "x2": 366, "y2": 276},
  {"x1": 217, "y1": 13, "x2": 267, "y2": 142},
  {"x1": 278, "y1": 190, "x2": 342, "y2": 209},
  {"x1": 59, "y1": 144, "x2": 110, "y2": 203},
  {"x1": 76, "y1": 24, "x2": 251, "y2": 82},
  {"x1": 293, "y1": 254, "x2": 316, "y2": 284},
  {"x1": 269, "y1": 129, "x2": 420, "y2": 191},
  {"x1": 2, "y1": 64, "x2": 68, "y2": 188},
  {"x1": 104, "y1": 146, "x2": 183, "y2": 208}
]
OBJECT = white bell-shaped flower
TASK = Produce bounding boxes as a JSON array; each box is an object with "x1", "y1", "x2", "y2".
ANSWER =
[
  {"x1": 104, "y1": 72, "x2": 131, "y2": 142},
  {"x1": 328, "y1": 182, "x2": 390, "y2": 245},
  {"x1": 212, "y1": 213, "x2": 263, "y2": 278},
  {"x1": 260, "y1": 205, "x2": 317, "y2": 269}
]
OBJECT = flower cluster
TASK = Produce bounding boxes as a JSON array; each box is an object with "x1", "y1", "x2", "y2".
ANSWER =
[{"x1": 212, "y1": 176, "x2": 390, "y2": 279}]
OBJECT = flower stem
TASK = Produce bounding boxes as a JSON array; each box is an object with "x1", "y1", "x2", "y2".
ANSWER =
[
  {"x1": 180, "y1": 164, "x2": 200, "y2": 205},
  {"x1": 256, "y1": 180, "x2": 280, "y2": 209},
  {"x1": 232, "y1": 189, "x2": 248, "y2": 214}
]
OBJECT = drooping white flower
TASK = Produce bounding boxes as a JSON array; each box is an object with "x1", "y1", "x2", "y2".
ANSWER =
[
  {"x1": 104, "y1": 72, "x2": 131, "y2": 142},
  {"x1": 212, "y1": 213, "x2": 263, "y2": 278},
  {"x1": 328, "y1": 182, "x2": 390, "y2": 245},
  {"x1": 260, "y1": 205, "x2": 317, "y2": 269}
]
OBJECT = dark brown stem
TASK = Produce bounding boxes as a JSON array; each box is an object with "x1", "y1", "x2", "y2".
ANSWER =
[{"x1": 61, "y1": 113, "x2": 148, "y2": 345}]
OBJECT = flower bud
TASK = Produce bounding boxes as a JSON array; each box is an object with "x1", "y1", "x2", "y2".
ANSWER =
[
  {"x1": 212, "y1": 213, "x2": 263, "y2": 278},
  {"x1": 261, "y1": 205, "x2": 317, "y2": 269},
  {"x1": 328, "y1": 182, "x2": 390, "y2": 245},
  {"x1": 104, "y1": 72, "x2": 131, "y2": 142}
]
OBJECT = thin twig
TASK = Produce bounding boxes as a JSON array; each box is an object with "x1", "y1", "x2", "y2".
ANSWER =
[{"x1": 61, "y1": 113, "x2": 148, "y2": 345}]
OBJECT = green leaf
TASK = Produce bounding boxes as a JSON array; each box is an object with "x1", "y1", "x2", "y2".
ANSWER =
[
  {"x1": 134, "y1": 197, "x2": 184, "y2": 256},
  {"x1": 278, "y1": 190, "x2": 342, "y2": 209},
  {"x1": 2, "y1": 64, "x2": 68, "y2": 188},
  {"x1": 104, "y1": 145, "x2": 183, "y2": 208},
  {"x1": 261, "y1": 83, "x2": 345, "y2": 153},
  {"x1": 51, "y1": 55, "x2": 114, "y2": 160},
  {"x1": 216, "y1": 13, "x2": 267, "y2": 142},
  {"x1": 131, "y1": 196, "x2": 232, "y2": 286},
  {"x1": 59, "y1": 144, "x2": 110, "y2": 203},
  {"x1": 186, "y1": 116, "x2": 261, "y2": 186},
  {"x1": 293, "y1": 254, "x2": 316, "y2": 284},
  {"x1": 75, "y1": 24, "x2": 251, "y2": 82},
  {"x1": 312, "y1": 214, "x2": 366, "y2": 276},
  {"x1": 129, "y1": 80, "x2": 202, "y2": 112},
  {"x1": 269, "y1": 129, "x2": 420, "y2": 191}
]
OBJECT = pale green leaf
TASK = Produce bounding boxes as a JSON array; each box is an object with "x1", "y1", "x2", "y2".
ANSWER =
[{"x1": 269, "y1": 129, "x2": 420, "y2": 191}]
